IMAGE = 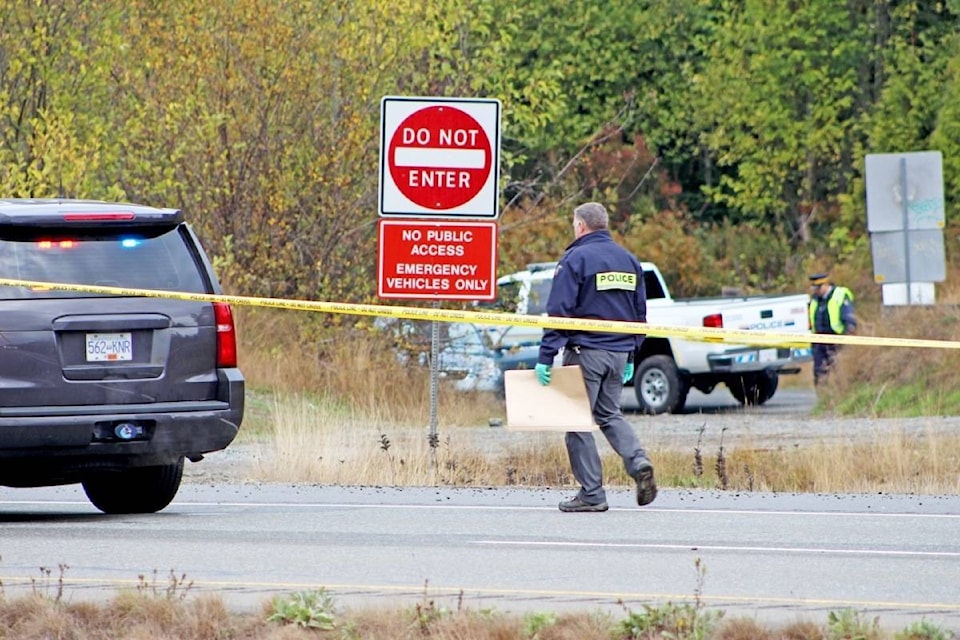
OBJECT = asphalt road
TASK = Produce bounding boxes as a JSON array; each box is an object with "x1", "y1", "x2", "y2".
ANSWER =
[
  {"x1": 3, "y1": 383, "x2": 960, "y2": 633},
  {"x1": 2, "y1": 481, "x2": 960, "y2": 632}
]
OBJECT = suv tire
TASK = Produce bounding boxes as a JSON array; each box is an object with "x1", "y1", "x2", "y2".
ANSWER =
[{"x1": 82, "y1": 457, "x2": 184, "y2": 514}]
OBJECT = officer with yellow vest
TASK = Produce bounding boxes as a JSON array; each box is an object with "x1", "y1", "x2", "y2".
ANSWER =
[{"x1": 808, "y1": 272, "x2": 857, "y2": 385}]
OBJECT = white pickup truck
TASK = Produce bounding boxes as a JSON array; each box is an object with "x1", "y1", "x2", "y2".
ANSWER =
[{"x1": 471, "y1": 261, "x2": 812, "y2": 414}]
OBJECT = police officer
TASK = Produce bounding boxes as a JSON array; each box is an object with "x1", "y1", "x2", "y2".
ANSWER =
[
  {"x1": 808, "y1": 272, "x2": 857, "y2": 385},
  {"x1": 534, "y1": 202, "x2": 656, "y2": 513}
]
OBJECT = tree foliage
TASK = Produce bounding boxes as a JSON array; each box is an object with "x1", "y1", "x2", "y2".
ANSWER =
[
  {"x1": 691, "y1": 1, "x2": 872, "y2": 241},
  {"x1": 0, "y1": 0, "x2": 958, "y2": 307}
]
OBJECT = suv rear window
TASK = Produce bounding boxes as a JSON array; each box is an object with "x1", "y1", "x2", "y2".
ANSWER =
[{"x1": 0, "y1": 226, "x2": 208, "y2": 299}]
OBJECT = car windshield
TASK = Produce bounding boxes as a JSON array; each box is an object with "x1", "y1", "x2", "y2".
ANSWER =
[{"x1": 0, "y1": 226, "x2": 207, "y2": 299}]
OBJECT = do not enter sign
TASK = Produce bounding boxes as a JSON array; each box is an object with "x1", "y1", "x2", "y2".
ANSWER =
[
  {"x1": 379, "y1": 97, "x2": 501, "y2": 218},
  {"x1": 390, "y1": 106, "x2": 490, "y2": 210}
]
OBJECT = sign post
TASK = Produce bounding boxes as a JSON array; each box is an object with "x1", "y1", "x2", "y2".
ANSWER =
[{"x1": 378, "y1": 96, "x2": 502, "y2": 474}]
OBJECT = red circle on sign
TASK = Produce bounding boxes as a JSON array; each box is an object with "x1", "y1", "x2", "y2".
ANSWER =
[{"x1": 388, "y1": 106, "x2": 492, "y2": 210}]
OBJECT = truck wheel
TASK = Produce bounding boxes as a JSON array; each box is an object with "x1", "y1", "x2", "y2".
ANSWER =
[
  {"x1": 758, "y1": 371, "x2": 778, "y2": 403},
  {"x1": 82, "y1": 457, "x2": 184, "y2": 514},
  {"x1": 635, "y1": 355, "x2": 686, "y2": 414},
  {"x1": 728, "y1": 371, "x2": 778, "y2": 406}
]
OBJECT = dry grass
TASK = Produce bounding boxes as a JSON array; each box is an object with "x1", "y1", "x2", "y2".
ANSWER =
[
  {"x1": 339, "y1": 603, "x2": 616, "y2": 639},
  {"x1": 235, "y1": 307, "x2": 503, "y2": 434},
  {"x1": 818, "y1": 293, "x2": 960, "y2": 417},
  {"x1": 0, "y1": 593, "x2": 273, "y2": 640},
  {"x1": 234, "y1": 307, "x2": 960, "y2": 494},
  {"x1": 252, "y1": 392, "x2": 502, "y2": 486},
  {"x1": 0, "y1": 591, "x2": 899, "y2": 639},
  {"x1": 245, "y1": 391, "x2": 960, "y2": 495},
  {"x1": 654, "y1": 426, "x2": 960, "y2": 494}
]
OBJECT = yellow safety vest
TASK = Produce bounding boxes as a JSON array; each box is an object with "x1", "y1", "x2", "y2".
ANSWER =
[{"x1": 809, "y1": 286, "x2": 853, "y2": 334}]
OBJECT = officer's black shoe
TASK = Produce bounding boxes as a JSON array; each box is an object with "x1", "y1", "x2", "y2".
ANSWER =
[
  {"x1": 635, "y1": 461, "x2": 658, "y2": 506},
  {"x1": 558, "y1": 497, "x2": 609, "y2": 512}
]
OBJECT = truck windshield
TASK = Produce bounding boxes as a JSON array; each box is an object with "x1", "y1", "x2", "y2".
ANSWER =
[
  {"x1": 644, "y1": 270, "x2": 665, "y2": 300},
  {"x1": 526, "y1": 281, "x2": 552, "y2": 314},
  {"x1": 479, "y1": 279, "x2": 553, "y2": 315},
  {"x1": 480, "y1": 280, "x2": 523, "y2": 313}
]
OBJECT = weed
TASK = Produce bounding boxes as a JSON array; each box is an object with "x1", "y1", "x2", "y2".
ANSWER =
[
  {"x1": 522, "y1": 611, "x2": 558, "y2": 638},
  {"x1": 266, "y1": 588, "x2": 337, "y2": 630},
  {"x1": 618, "y1": 558, "x2": 723, "y2": 640},
  {"x1": 411, "y1": 581, "x2": 455, "y2": 634},
  {"x1": 618, "y1": 601, "x2": 723, "y2": 639},
  {"x1": 135, "y1": 569, "x2": 194, "y2": 601},
  {"x1": 30, "y1": 564, "x2": 68, "y2": 602},
  {"x1": 716, "y1": 427, "x2": 729, "y2": 489},
  {"x1": 826, "y1": 608, "x2": 882, "y2": 640},
  {"x1": 692, "y1": 557, "x2": 706, "y2": 608},
  {"x1": 895, "y1": 619, "x2": 957, "y2": 640},
  {"x1": 693, "y1": 423, "x2": 705, "y2": 478}
]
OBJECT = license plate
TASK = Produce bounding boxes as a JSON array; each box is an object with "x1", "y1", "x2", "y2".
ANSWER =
[
  {"x1": 733, "y1": 348, "x2": 777, "y2": 364},
  {"x1": 758, "y1": 348, "x2": 777, "y2": 363},
  {"x1": 86, "y1": 332, "x2": 133, "y2": 362}
]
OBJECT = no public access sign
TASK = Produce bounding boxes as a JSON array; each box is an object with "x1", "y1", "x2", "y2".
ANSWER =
[
  {"x1": 377, "y1": 219, "x2": 498, "y2": 300},
  {"x1": 379, "y1": 96, "x2": 501, "y2": 218}
]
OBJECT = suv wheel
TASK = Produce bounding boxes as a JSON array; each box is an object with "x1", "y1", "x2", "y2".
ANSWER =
[{"x1": 82, "y1": 457, "x2": 184, "y2": 514}]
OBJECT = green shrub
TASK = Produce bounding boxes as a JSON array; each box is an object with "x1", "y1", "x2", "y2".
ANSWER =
[
  {"x1": 266, "y1": 588, "x2": 337, "y2": 630},
  {"x1": 826, "y1": 608, "x2": 881, "y2": 640},
  {"x1": 618, "y1": 602, "x2": 723, "y2": 640},
  {"x1": 895, "y1": 619, "x2": 956, "y2": 640}
]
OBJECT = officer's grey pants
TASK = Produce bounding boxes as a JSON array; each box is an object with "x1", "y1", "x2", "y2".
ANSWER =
[{"x1": 562, "y1": 347, "x2": 649, "y2": 504}]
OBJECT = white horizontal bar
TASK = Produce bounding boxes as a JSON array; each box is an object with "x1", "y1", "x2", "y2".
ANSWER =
[{"x1": 394, "y1": 147, "x2": 486, "y2": 169}]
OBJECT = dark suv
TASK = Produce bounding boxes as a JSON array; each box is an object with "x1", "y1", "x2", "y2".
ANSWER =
[{"x1": 0, "y1": 199, "x2": 244, "y2": 513}]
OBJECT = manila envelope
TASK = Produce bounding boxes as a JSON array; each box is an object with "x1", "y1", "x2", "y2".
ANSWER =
[{"x1": 504, "y1": 365, "x2": 598, "y2": 431}]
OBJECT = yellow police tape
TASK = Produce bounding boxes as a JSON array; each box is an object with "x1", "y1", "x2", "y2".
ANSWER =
[{"x1": 1, "y1": 277, "x2": 957, "y2": 350}]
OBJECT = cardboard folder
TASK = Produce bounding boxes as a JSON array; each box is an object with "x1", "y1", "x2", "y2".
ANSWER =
[{"x1": 504, "y1": 365, "x2": 597, "y2": 431}]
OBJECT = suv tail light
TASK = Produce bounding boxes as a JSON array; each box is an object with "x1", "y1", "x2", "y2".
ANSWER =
[
  {"x1": 703, "y1": 313, "x2": 723, "y2": 328},
  {"x1": 213, "y1": 302, "x2": 237, "y2": 367}
]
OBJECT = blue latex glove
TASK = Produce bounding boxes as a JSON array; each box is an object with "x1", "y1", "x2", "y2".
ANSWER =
[
  {"x1": 535, "y1": 363, "x2": 552, "y2": 386},
  {"x1": 622, "y1": 362, "x2": 635, "y2": 384}
]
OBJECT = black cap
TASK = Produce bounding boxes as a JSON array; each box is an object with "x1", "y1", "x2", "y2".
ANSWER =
[{"x1": 809, "y1": 272, "x2": 829, "y2": 286}]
